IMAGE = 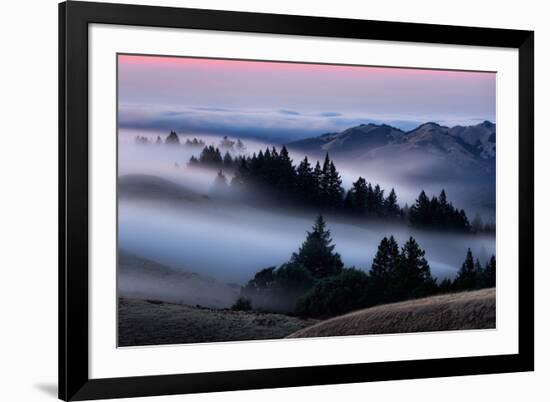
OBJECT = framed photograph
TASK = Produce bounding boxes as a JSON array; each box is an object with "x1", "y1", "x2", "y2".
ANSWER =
[{"x1": 59, "y1": 1, "x2": 534, "y2": 400}]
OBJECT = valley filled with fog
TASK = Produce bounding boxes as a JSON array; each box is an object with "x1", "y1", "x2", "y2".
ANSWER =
[{"x1": 118, "y1": 129, "x2": 496, "y2": 295}]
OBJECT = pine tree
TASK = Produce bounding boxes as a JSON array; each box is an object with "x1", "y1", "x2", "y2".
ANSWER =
[
  {"x1": 370, "y1": 236, "x2": 400, "y2": 303},
  {"x1": 484, "y1": 255, "x2": 496, "y2": 287},
  {"x1": 438, "y1": 189, "x2": 448, "y2": 208},
  {"x1": 320, "y1": 153, "x2": 332, "y2": 204},
  {"x1": 348, "y1": 177, "x2": 368, "y2": 214},
  {"x1": 373, "y1": 184, "x2": 385, "y2": 215},
  {"x1": 454, "y1": 248, "x2": 477, "y2": 290},
  {"x1": 326, "y1": 160, "x2": 344, "y2": 208},
  {"x1": 384, "y1": 188, "x2": 400, "y2": 218},
  {"x1": 295, "y1": 157, "x2": 315, "y2": 202},
  {"x1": 409, "y1": 190, "x2": 431, "y2": 226},
  {"x1": 474, "y1": 259, "x2": 485, "y2": 289},
  {"x1": 277, "y1": 146, "x2": 296, "y2": 195},
  {"x1": 394, "y1": 237, "x2": 436, "y2": 300},
  {"x1": 291, "y1": 215, "x2": 343, "y2": 279},
  {"x1": 438, "y1": 278, "x2": 454, "y2": 294},
  {"x1": 223, "y1": 151, "x2": 233, "y2": 169},
  {"x1": 459, "y1": 209, "x2": 471, "y2": 232},
  {"x1": 312, "y1": 161, "x2": 323, "y2": 204},
  {"x1": 231, "y1": 157, "x2": 249, "y2": 189}
]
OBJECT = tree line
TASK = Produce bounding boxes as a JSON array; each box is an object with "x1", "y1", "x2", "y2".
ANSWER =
[
  {"x1": 236, "y1": 215, "x2": 496, "y2": 318},
  {"x1": 134, "y1": 131, "x2": 245, "y2": 151},
  {"x1": 409, "y1": 190, "x2": 471, "y2": 232},
  {"x1": 188, "y1": 145, "x2": 240, "y2": 170},
  {"x1": 185, "y1": 137, "x2": 205, "y2": 147},
  {"x1": 190, "y1": 144, "x2": 485, "y2": 232}
]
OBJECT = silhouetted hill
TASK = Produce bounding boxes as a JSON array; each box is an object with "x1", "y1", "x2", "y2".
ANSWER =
[
  {"x1": 287, "y1": 121, "x2": 496, "y2": 181},
  {"x1": 118, "y1": 250, "x2": 239, "y2": 308},
  {"x1": 118, "y1": 174, "x2": 208, "y2": 202}
]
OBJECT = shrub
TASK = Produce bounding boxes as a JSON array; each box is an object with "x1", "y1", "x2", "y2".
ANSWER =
[
  {"x1": 296, "y1": 268, "x2": 370, "y2": 318},
  {"x1": 240, "y1": 263, "x2": 316, "y2": 313},
  {"x1": 231, "y1": 297, "x2": 252, "y2": 311},
  {"x1": 273, "y1": 263, "x2": 316, "y2": 296}
]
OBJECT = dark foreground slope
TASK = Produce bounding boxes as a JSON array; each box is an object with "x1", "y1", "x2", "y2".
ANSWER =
[
  {"x1": 118, "y1": 289, "x2": 494, "y2": 347},
  {"x1": 118, "y1": 298, "x2": 318, "y2": 346},
  {"x1": 287, "y1": 288, "x2": 495, "y2": 339}
]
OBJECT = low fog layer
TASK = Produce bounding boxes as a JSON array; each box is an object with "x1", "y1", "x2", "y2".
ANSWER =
[
  {"x1": 118, "y1": 250, "x2": 239, "y2": 308},
  {"x1": 119, "y1": 129, "x2": 495, "y2": 219},
  {"x1": 117, "y1": 130, "x2": 496, "y2": 305},
  {"x1": 119, "y1": 197, "x2": 494, "y2": 284}
]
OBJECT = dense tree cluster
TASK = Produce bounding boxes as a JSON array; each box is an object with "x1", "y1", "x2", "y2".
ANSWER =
[
  {"x1": 344, "y1": 178, "x2": 401, "y2": 219},
  {"x1": 295, "y1": 268, "x2": 370, "y2": 317},
  {"x1": 439, "y1": 249, "x2": 496, "y2": 292},
  {"x1": 188, "y1": 146, "x2": 242, "y2": 171},
  {"x1": 134, "y1": 131, "x2": 247, "y2": 153},
  {"x1": 188, "y1": 144, "x2": 489, "y2": 233},
  {"x1": 134, "y1": 135, "x2": 150, "y2": 145},
  {"x1": 241, "y1": 215, "x2": 338, "y2": 311},
  {"x1": 230, "y1": 146, "x2": 301, "y2": 199},
  {"x1": 471, "y1": 213, "x2": 496, "y2": 234},
  {"x1": 189, "y1": 145, "x2": 222, "y2": 167},
  {"x1": 297, "y1": 235, "x2": 437, "y2": 317},
  {"x1": 219, "y1": 136, "x2": 246, "y2": 151},
  {"x1": 239, "y1": 215, "x2": 496, "y2": 318},
  {"x1": 409, "y1": 190, "x2": 471, "y2": 232},
  {"x1": 184, "y1": 137, "x2": 205, "y2": 147},
  {"x1": 241, "y1": 263, "x2": 316, "y2": 312},
  {"x1": 228, "y1": 148, "x2": 401, "y2": 216},
  {"x1": 232, "y1": 147, "x2": 476, "y2": 228},
  {"x1": 368, "y1": 236, "x2": 437, "y2": 304},
  {"x1": 165, "y1": 130, "x2": 180, "y2": 145}
]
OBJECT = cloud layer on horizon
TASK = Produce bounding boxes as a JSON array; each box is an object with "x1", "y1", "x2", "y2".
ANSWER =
[
  {"x1": 118, "y1": 55, "x2": 497, "y2": 142},
  {"x1": 119, "y1": 104, "x2": 493, "y2": 142}
]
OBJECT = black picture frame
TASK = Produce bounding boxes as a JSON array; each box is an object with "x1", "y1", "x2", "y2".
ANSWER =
[{"x1": 59, "y1": 1, "x2": 534, "y2": 400}]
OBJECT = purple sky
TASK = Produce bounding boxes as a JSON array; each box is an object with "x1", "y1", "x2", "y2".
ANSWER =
[{"x1": 118, "y1": 54, "x2": 496, "y2": 142}]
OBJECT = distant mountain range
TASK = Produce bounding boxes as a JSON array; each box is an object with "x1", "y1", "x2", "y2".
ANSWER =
[{"x1": 287, "y1": 121, "x2": 496, "y2": 180}]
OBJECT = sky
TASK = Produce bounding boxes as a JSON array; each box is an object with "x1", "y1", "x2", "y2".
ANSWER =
[{"x1": 118, "y1": 54, "x2": 496, "y2": 142}]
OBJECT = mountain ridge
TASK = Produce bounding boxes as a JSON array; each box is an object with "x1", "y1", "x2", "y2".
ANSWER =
[{"x1": 286, "y1": 121, "x2": 496, "y2": 178}]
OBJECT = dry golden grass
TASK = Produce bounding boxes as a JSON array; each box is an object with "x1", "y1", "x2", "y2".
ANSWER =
[{"x1": 287, "y1": 288, "x2": 496, "y2": 339}]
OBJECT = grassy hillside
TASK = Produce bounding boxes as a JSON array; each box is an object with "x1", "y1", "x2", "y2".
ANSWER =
[
  {"x1": 118, "y1": 298, "x2": 318, "y2": 347},
  {"x1": 287, "y1": 288, "x2": 495, "y2": 339},
  {"x1": 118, "y1": 288, "x2": 495, "y2": 346}
]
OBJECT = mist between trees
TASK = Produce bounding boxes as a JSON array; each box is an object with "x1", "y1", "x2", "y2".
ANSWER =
[
  {"x1": 235, "y1": 214, "x2": 496, "y2": 318},
  {"x1": 185, "y1": 141, "x2": 494, "y2": 234}
]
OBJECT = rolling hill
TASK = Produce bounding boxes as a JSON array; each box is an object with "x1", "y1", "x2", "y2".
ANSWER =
[
  {"x1": 118, "y1": 287, "x2": 495, "y2": 346},
  {"x1": 118, "y1": 174, "x2": 209, "y2": 202},
  {"x1": 118, "y1": 250, "x2": 239, "y2": 309},
  {"x1": 287, "y1": 288, "x2": 496, "y2": 338}
]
